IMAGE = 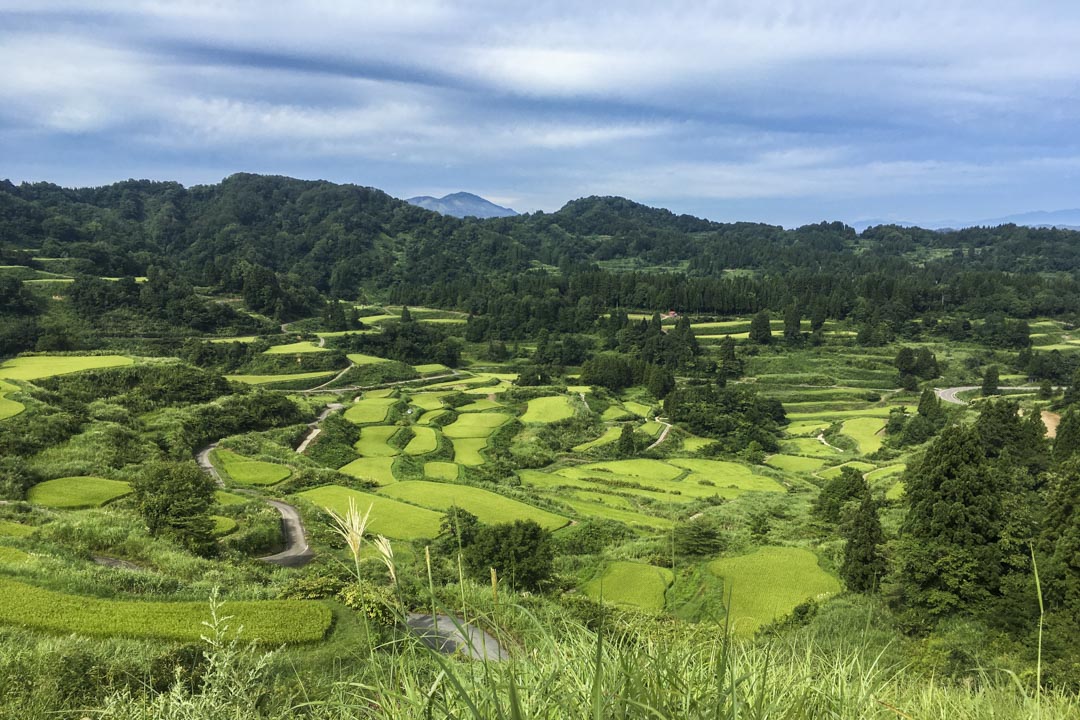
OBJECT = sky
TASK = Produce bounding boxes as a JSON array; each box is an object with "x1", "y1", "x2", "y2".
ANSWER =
[{"x1": 2, "y1": 1, "x2": 1080, "y2": 227}]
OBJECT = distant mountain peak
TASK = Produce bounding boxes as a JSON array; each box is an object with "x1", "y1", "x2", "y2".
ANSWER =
[{"x1": 405, "y1": 192, "x2": 518, "y2": 219}]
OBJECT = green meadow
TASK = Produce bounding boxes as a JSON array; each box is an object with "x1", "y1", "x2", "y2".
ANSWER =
[{"x1": 27, "y1": 477, "x2": 131, "y2": 509}]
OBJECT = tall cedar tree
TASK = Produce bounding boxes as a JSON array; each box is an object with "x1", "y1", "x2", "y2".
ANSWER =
[
  {"x1": 982, "y1": 365, "x2": 1000, "y2": 396},
  {"x1": 617, "y1": 423, "x2": 637, "y2": 457},
  {"x1": 841, "y1": 487, "x2": 887, "y2": 593},
  {"x1": 1053, "y1": 408, "x2": 1080, "y2": 463},
  {"x1": 748, "y1": 310, "x2": 772, "y2": 345},
  {"x1": 896, "y1": 426, "x2": 1008, "y2": 619}
]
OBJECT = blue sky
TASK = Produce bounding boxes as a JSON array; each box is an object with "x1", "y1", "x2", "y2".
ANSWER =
[{"x1": 2, "y1": 1, "x2": 1079, "y2": 226}]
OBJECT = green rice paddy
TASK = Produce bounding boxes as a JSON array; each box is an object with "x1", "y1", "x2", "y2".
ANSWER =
[
  {"x1": 572, "y1": 425, "x2": 622, "y2": 452},
  {"x1": 212, "y1": 449, "x2": 291, "y2": 485},
  {"x1": 337, "y1": 457, "x2": 398, "y2": 485},
  {"x1": 0, "y1": 379, "x2": 24, "y2": 420},
  {"x1": 0, "y1": 520, "x2": 35, "y2": 538},
  {"x1": 378, "y1": 481, "x2": 567, "y2": 530},
  {"x1": 347, "y1": 352, "x2": 393, "y2": 365},
  {"x1": 353, "y1": 425, "x2": 402, "y2": 457},
  {"x1": 211, "y1": 515, "x2": 238, "y2": 536},
  {"x1": 263, "y1": 341, "x2": 327, "y2": 354},
  {"x1": 442, "y1": 412, "x2": 511, "y2": 438},
  {"x1": 818, "y1": 461, "x2": 877, "y2": 480},
  {"x1": 226, "y1": 371, "x2": 336, "y2": 386},
  {"x1": 403, "y1": 426, "x2": 439, "y2": 455},
  {"x1": 0, "y1": 355, "x2": 133, "y2": 381},
  {"x1": 583, "y1": 561, "x2": 673, "y2": 611},
  {"x1": 708, "y1": 546, "x2": 841, "y2": 635},
  {"x1": 841, "y1": 417, "x2": 887, "y2": 455},
  {"x1": 0, "y1": 577, "x2": 330, "y2": 644},
  {"x1": 28, "y1": 477, "x2": 131, "y2": 509},
  {"x1": 521, "y1": 395, "x2": 576, "y2": 423},
  {"x1": 344, "y1": 397, "x2": 398, "y2": 424},
  {"x1": 765, "y1": 454, "x2": 828, "y2": 473},
  {"x1": 424, "y1": 461, "x2": 460, "y2": 481},
  {"x1": 299, "y1": 486, "x2": 442, "y2": 539},
  {"x1": 451, "y1": 437, "x2": 488, "y2": 466},
  {"x1": 0, "y1": 547, "x2": 32, "y2": 564}
]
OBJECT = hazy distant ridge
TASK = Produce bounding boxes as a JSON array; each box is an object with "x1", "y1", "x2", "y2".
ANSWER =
[{"x1": 405, "y1": 192, "x2": 518, "y2": 219}]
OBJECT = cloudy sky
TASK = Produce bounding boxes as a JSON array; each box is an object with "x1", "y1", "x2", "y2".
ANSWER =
[{"x1": 2, "y1": 1, "x2": 1079, "y2": 226}]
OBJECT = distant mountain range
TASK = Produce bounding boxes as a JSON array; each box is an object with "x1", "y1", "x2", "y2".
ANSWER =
[
  {"x1": 851, "y1": 209, "x2": 1080, "y2": 233},
  {"x1": 405, "y1": 192, "x2": 518, "y2": 219}
]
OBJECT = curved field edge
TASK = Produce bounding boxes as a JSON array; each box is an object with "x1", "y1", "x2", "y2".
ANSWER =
[{"x1": 0, "y1": 577, "x2": 331, "y2": 644}]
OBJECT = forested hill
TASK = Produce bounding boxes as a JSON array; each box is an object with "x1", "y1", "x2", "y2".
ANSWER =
[{"x1": 3, "y1": 173, "x2": 1080, "y2": 329}]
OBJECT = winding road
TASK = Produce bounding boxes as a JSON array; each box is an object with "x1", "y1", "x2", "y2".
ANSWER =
[
  {"x1": 934, "y1": 385, "x2": 1058, "y2": 405},
  {"x1": 194, "y1": 401, "x2": 347, "y2": 568},
  {"x1": 646, "y1": 416, "x2": 673, "y2": 450},
  {"x1": 405, "y1": 612, "x2": 509, "y2": 661}
]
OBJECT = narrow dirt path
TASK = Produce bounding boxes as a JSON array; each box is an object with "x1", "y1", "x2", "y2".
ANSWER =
[
  {"x1": 308, "y1": 362, "x2": 356, "y2": 392},
  {"x1": 405, "y1": 613, "x2": 508, "y2": 661},
  {"x1": 647, "y1": 416, "x2": 673, "y2": 450},
  {"x1": 816, "y1": 432, "x2": 844, "y2": 452},
  {"x1": 303, "y1": 370, "x2": 460, "y2": 396},
  {"x1": 258, "y1": 500, "x2": 314, "y2": 567},
  {"x1": 295, "y1": 403, "x2": 344, "y2": 454}
]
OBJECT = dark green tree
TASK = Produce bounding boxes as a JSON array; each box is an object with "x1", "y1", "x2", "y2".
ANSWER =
[
  {"x1": 982, "y1": 365, "x2": 1000, "y2": 396},
  {"x1": 400, "y1": 305, "x2": 413, "y2": 322},
  {"x1": 814, "y1": 466, "x2": 867, "y2": 523},
  {"x1": 673, "y1": 516, "x2": 725, "y2": 556},
  {"x1": 841, "y1": 489, "x2": 887, "y2": 593},
  {"x1": 783, "y1": 304, "x2": 801, "y2": 343},
  {"x1": 895, "y1": 347, "x2": 916, "y2": 377},
  {"x1": 439, "y1": 506, "x2": 480, "y2": 549},
  {"x1": 717, "y1": 336, "x2": 742, "y2": 380},
  {"x1": 464, "y1": 520, "x2": 554, "y2": 591},
  {"x1": 748, "y1": 310, "x2": 772, "y2": 345},
  {"x1": 132, "y1": 462, "x2": 217, "y2": 556},
  {"x1": 1054, "y1": 409, "x2": 1080, "y2": 464},
  {"x1": 617, "y1": 423, "x2": 637, "y2": 457}
]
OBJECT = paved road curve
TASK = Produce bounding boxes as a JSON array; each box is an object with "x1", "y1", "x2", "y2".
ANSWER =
[
  {"x1": 405, "y1": 613, "x2": 509, "y2": 661},
  {"x1": 935, "y1": 385, "x2": 1054, "y2": 405}
]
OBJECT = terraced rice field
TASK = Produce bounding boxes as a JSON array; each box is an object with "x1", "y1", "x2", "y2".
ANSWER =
[
  {"x1": 263, "y1": 341, "x2": 327, "y2": 354},
  {"x1": 442, "y1": 412, "x2": 511, "y2": 438},
  {"x1": 782, "y1": 437, "x2": 843, "y2": 458},
  {"x1": 886, "y1": 481, "x2": 906, "y2": 500},
  {"x1": 0, "y1": 577, "x2": 330, "y2": 644},
  {"x1": 583, "y1": 561, "x2": 673, "y2": 611},
  {"x1": 212, "y1": 449, "x2": 291, "y2": 485},
  {"x1": 226, "y1": 371, "x2": 336, "y2": 386},
  {"x1": 0, "y1": 520, "x2": 35, "y2": 537},
  {"x1": 865, "y1": 464, "x2": 907, "y2": 483},
  {"x1": 841, "y1": 417, "x2": 887, "y2": 455},
  {"x1": 0, "y1": 379, "x2": 24, "y2": 420},
  {"x1": 455, "y1": 398, "x2": 503, "y2": 413},
  {"x1": 337, "y1": 457, "x2": 398, "y2": 485},
  {"x1": 708, "y1": 546, "x2": 841, "y2": 636},
  {"x1": 572, "y1": 426, "x2": 622, "y2": 452},
  {"x1": 211, "y1": 515, "x2": 238, "y2": 536},
  {"x1": 451, "y1": 437, "x2": 488, "y2": 466},
  {"x1": 299, "y1": 486, "x2": 442, "y2": 539},
  {"x1": 0, "y1": 547, "x2": 32, "y2": 564},
  {"x1": 214, "y1": 490, "x2": 249, "y2": 506},
  {"x1": 679, "y1": 435, "x2": 716, "y2": 451},
  {"x1": 27, "y1": 477, "x2": 131, "y2": 508},
  {"x1": 354, "y1": 426, "x2": 402, "y2": 457},
  {"x1": 410, "y1": 392, "x2": 450, "y2": 410},
  {"x1": 404, "y1": 427, "x2": 439, "y2": 455},
  {"x1": 424, "y1": 461, "x2": 460, "y2": 481},
  {"x1": 765, "y1": 454, "x2": 828, "y2": 473},
  {"x1": 413, "y1": 363, "x2": 450, "y2": 375},
  {"x1": 784, "y1": 420, "x2": 831, "y2": 436},
  {"x1": 818, "y1": 461, "x2": 877, "y2": 479},
  {"x1": 209, "y1": 336, "x2": 259, "y2": 344},
  {"x1": 521, "y1": 395, "x2": 576, "y2": 423},
  {"x1": 601, "y1": 405, "x2": 634, "y2": 421},
  {"x1": 623, "y1": 401, "x2": 653, "y2": 418},
  {"x1": 558, "y1": 497, "x2": 673, "y2": 529},
  {"x1": 378, "y1": 481, "x2": 567, "y2": 529},
  {"x1": 0, "y1": 355, "x2": 133, "y2": 381},
  {"x1": 344, "y1": 397, "x2": 398, "y2": 424},
  {"x1": 417, "y1": 409, "x2": 448, "y2": 425},
  {"x1": 347, "y1": 352, "x2": 394, "y2": 365}
]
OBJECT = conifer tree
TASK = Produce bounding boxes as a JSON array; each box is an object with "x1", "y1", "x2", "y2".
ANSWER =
[
  {"x1": 749, "y1": 310, "x2": 772, "y2": 345},
  {"x1": 1054, "y1": 408, "x2": 1080, "y2": 464},
  {"x1": 841, "y1": 488, "x2": 887, "y2": 593},
  {"x1": 617, "y1": 423, "x2": 637, "y2": 457},
  {"x1": 982, "y1": 365, "x2": 1000, "y2": 396}
]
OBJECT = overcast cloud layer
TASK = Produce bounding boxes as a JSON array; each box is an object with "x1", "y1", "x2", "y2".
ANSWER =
[{"x1": 2, "y1": 1, "x2": 1079, "y2": 226}]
